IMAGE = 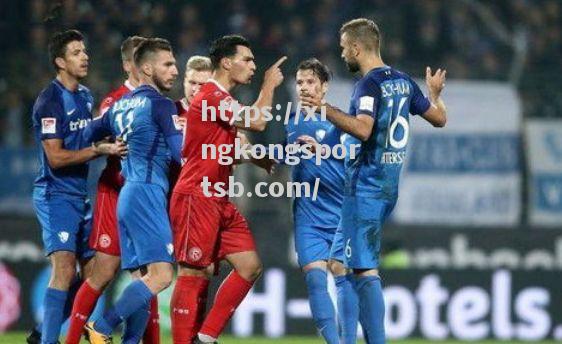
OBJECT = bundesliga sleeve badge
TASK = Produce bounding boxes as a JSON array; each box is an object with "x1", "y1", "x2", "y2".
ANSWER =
[{"x1": 41, "y1": 117, "x2": 57, "y2": 134}]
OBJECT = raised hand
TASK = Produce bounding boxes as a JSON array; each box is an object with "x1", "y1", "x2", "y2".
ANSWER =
[
  {"x1": 426, "y1": 67, "x2": 447, "y2": 99},
  {"x1": 263, "y1": 56, "x2": 287, "y2": 89}
]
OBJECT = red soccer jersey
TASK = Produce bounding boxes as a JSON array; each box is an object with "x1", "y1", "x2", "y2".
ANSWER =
[
  {"x1": 97, "y1": 81, "x2": 134, "y2": 189},
  {"x1": 173, "y1": 79, "x2": 238, "y2": 198}
]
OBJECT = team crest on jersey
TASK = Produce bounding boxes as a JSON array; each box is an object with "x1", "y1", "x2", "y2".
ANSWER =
[
  {"x1": 315, "y1": 129, "x2": 326, "y2": 142},
  {"x1": 167, "y1": 243, "x2": 174, "y2": 255},
  {"x1": 41, "y1": 118, "x2": 57, "y2": 134},
  {"x1": 188, "y1": 247, "x2": 202, "y2": 261},
  {"x1": 99, "y1": 234, "x2": 111, "y2": 248},
  {"x1": 58, "y1": 231, "x2": 69, "y2": 243}
]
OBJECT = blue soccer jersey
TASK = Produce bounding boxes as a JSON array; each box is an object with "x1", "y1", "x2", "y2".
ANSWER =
[
  {"x1": 32, "y1": 79, "x2": 94, "y2": 196},
  {"x1": 83, "y1": 84, "x2": 182, "y2": 269},
  {"x1": 341, "y1": 66, "x2": 431, "y2": 269},
  {"x1": 84, "y1": 85, "x2": 183, "y2": 193},
  {"x1": 286, "y1": 111, "x2": 345, "y2": 266},
  {"x1": 286, "y1": 111, "x2": 345, "y2": 229},
  {"x1": 345, "y1": 66, "x2": 430, "y2": 200}
]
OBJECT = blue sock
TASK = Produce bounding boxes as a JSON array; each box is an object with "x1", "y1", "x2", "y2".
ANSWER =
[
  {"x1": 356, "y1": 275, "x2": 385, "y2": 344},
  {"x1": 94, "y1": 280, "x2": 153, "y2": 336},
  {"x1": 122, "y1": 302, "x2": 150, "y2": 344},
  {"x1": 335, "y1": 274, "x2": 360, "y2": 344},
  {"x1": 304, "y1": 268, "x2": 339, "y2": 344},
  {"x1": 41, "y1": 288, "x2": 68, "y2": 344}
]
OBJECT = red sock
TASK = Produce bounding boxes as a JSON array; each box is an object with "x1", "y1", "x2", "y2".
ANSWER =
[
  {"x1": 200, "y1": 271, "x2": 254, "y2": 339},
  {"x1": 171, "y1": 275, "x2": 210, "y2": 344},
  {"x1": 65, "y1": 280, "x2": 101, "y2": 344},
  {"x1": 142, "y1": 296, "x2": 160, "y2": 344}
]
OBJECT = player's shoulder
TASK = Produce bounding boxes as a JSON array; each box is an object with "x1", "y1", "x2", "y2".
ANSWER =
[
  {"x1": 33, "y1": 81, "x2": 63, "y2": 114},
  {"x1": 202, "y1": 80, "x2": 231, "y2": 100}
]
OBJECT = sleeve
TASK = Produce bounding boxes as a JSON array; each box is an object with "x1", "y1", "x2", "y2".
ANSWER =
[
  {"x1": 33, "y1": 97, "x2": 65, "y2": 140},
  {"x1": 153, "y1": 98, "x2": 183, "y2": 163},
  {"x1": 409, "y1": 78, "x2": 431, "y2": 116},
  {"x1": 99, "y1": 95, "x2": 115, "y2": 116},
  {"x1": 83, "y1": 111, "x2": 113, "y2": 143},
  {"x1": 352, "y1": 79, "x2": 380, "y2": 118}
]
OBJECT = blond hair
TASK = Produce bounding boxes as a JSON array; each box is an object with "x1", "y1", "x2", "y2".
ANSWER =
[{"x1": 185, "y1": 55, "x2": 212, "y2": 72}]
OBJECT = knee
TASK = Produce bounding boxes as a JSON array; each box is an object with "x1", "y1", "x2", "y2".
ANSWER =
[
  {"x1": 328, "y1": 260, "x2": 347, "y2": 276},
  {"x1": 51, "y1": 263, "x2": 77, "y2": 289},
  {"x1": 152, "y1": 266, "x2": 174, "y2": 291},
  {"x1": 238, "y1": 259, "x2": 263, "y2": 281}
]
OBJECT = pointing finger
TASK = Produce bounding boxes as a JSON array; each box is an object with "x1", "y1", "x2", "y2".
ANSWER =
[{"x1": 272, "y1": 56, "x2": 288, "y2": 68}]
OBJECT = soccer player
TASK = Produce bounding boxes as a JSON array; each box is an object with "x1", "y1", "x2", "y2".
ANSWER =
[
  {"x1": 287, "y1": 58, "x2": 362, "y2": 343},
  {"x1": 177, "y1": 55, "x2": 213, "y2": 113},
  {"x1": 66, "y1": 35, "x2": 165, "y2": 344},
  {"x1": 301, "y1": 18, "x2": 447, "y2": 343},
  {"x1": 29, "y1": 29, "x2": 126, "y2": 344},
  {"x1": 169, "y1": 35, "x2": 284, "y2": 344},
  {"x1": 82, "y1": 38, "x2": 182, "y2": 344}
]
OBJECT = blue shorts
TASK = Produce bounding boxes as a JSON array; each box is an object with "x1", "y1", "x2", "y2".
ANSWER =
[
  {"x1": 117, "y1": 182, "x2": 174, "y2": 270},
  {"x1": 33, "y1": 188, "x2": 94, "y2": 259},
  {"x1": 329, "y1": 225, "x2": 345, "y2": 263},
  {"x1": 294, "y1": 225, "x2": 336, "y2": 267},
  {"x1": 340, "y1": 196, "x2": 395, "y2": 269}
]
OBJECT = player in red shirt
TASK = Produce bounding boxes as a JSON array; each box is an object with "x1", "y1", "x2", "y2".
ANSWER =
[
  {"x1": 169, "y1": 35, "x2": 285, "y2": 343},
  {"x1": 65, "y1": 36, "x2": 161, "y2": 344}
]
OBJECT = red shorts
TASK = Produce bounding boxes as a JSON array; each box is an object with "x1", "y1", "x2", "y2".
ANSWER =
[
  {"x1": 89, "y1": 182, "x2": 121, "y2": 256},
  {"x1": 169, "y1": 192, "x2": 256, "y2": 267}
]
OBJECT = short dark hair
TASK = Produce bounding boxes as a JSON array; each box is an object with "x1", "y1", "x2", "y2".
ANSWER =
[
  {"x1": 209, "y1": 35, "x2": 250, "y2": 69},
  {"x1": 48, "y1": 29, "x2": 84, "y2": 71},
  {"x1": 297, "y1": 58, "x2": 332, "y2": 83},
  {"x1": 133, "y1": 38, "x2": 173, "y2": 67},
  {"x1": 121, "y1": 36, "x2": 147, "y2": 62},
  {"x1": 340, "y1": 18, "x2": 381, "y2": 52}
]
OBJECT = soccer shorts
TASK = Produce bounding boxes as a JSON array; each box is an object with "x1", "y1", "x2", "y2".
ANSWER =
[
  {"x1": 329, "y1": 225, "x2": 345, "y2": 263},
  {"x1": 117, "y1": 182, "x2": 175, "y2": 270},
  {"x1": 33, "y1": 187, "x2": 94, "y2": 259},
  {"x1": 294, "y1": 225, "x2": 336, "y2": 267},
  {"x1": 89, "y1": 182, "x2": 121, "y2": 256},
  {"x1": 170, "y1": 192, "x2": 256, "y2": 267},
  {"x1": 340, "y1": 195, "x2": 395, "y2": 269}
]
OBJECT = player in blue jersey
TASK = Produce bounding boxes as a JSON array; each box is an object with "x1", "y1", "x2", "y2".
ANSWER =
[
  {"x1": 82, "y1": 37, "x2": 182, "y2": 344},
  {"x1": 29, "y1": 30, "x2": 127, "y2": 344},
  {"x1": 287, "y1": 58, "x2": 362, "y2": 343},
  {"x1": 302, "y1": 19, "x2": 447, "y2": 343}
]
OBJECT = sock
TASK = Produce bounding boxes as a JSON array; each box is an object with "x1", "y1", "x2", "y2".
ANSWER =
[
  {"x1": 94, "y1": 280, "x2": 153, "y2": 336},
  {"x1": 356, "y1": 275, "x2": 385, "y2": 344},
  {"x1": 62, "y1": 276, "x2": 83, "y2": 320},
  {"x1": 304, "y1": 269, "x2": 338, "y2": 344},
  {"x1": 122, "y1": 301, "x2": 150, "y2": 344},
  {"x1": 199, "y1": 271, "x2": 254, "y2": 339},
  {"x1": 142, "y1": 296, "x2": 160, "y2": 344},
  {"x1": 171, "y1": 275, "x2": 210, "y2": 344},
  {"x1": 335, "y1": 274, "x2": 360, "y2": 344},
  {"x1": 41, "y1": 288, "x2": 68, "y2": 344},
  {"x1": 66, "y1": 280, "x2": 101, "y2": 344}
]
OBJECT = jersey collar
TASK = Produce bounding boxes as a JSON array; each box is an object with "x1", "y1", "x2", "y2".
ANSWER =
[
  {"x1": 124, "y1": 80, "x2": 135, "y2": 91},
  {"x1": 208, "y1": 78, "x2": 230, "y2": 94}
]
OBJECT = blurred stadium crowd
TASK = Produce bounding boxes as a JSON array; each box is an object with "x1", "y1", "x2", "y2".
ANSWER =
[{"x1": 0, "y1": 0, "x2": 561, "y2": 147}]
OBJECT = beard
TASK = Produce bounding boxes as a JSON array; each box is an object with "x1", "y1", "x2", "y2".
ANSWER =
[
  {"x1": 346, "y1": 60, "x2": 360, "y2": 73},
  {"x1": 154, "y1": 75, "x2": 172, "y2": 92}
]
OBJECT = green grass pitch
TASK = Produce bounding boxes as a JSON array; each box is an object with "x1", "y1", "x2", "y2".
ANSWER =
[{"x1": 0, "y1": 332, "x2": 560, "y2": 343}]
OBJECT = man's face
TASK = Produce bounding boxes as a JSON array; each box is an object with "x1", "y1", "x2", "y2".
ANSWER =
[
  {"x1": 184, "y1": 69, "x2": 211, "y2": 103},
  {"x1": 296, "y1": 69, "x2": 327, "y2": 101},
  {"x1": 151, "y1": 50, "x2": 178, "y2": 92},
  {"x1": 340, "y1": 33, "x2": 360, "y2": 73},
  {"x1": 228, "y1": 45, "x2": 256, "y2": 85},
  {"x1": 59, "y1": 40, "x2": 89, "y2": 79}
]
